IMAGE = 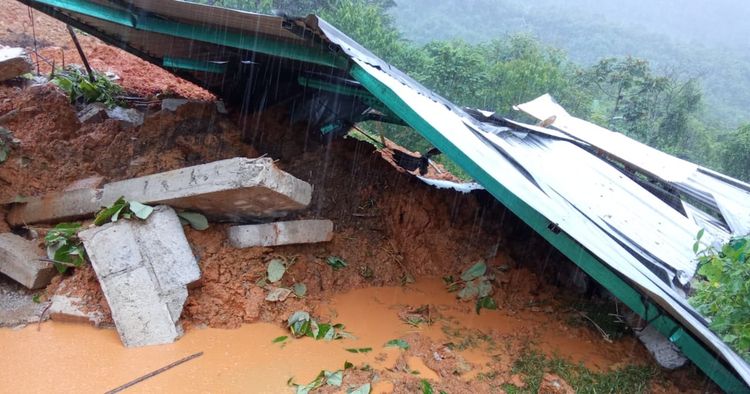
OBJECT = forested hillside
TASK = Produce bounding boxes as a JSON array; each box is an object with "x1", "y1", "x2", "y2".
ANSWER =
[
  {"x1": 391, "y1": 0, "x2": 750, "y2": 129},
  {"x1": 191, "y1": 0, "x2": 750, "y2": 182}
]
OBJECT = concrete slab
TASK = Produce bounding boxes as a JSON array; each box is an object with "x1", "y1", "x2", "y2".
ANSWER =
[
  {"x1": 6, "y1": 186, "x2": 102, "y2": 226},
  {"x1": 0, "y1": 47, "x2": 32, "y2": 82},
  {"x1": 102, "y1": 157, "x2": 312, "y2": 221},
  {"x1": 0, "y1": 233, "x2": 55, "y2": 289},
  {"x1": 79, "y1": 206, "x2": 200, "y2": 347},
  {"x1": 48, "y1": 295, "x2": 106, "y2": 326},
  {"x1": 228, "y1": 219, "x2": 333, "y2": 248},
  {"x1": 6, "y1": 158, "x2": 311, "y2": 225}
]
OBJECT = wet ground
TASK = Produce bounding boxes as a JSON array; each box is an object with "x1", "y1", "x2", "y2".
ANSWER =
[{"x1": 0, "y1": 278, "x2": 654, "y2": 393}]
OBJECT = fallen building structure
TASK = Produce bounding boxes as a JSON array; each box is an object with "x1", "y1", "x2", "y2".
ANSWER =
[{"x1": 12, "y1": 0, "x2": 750, "y2": 391}]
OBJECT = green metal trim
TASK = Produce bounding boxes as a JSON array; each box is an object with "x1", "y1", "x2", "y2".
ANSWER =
[
  {"x1": 298, "y1": 76, "x2": 374, "y2": 100},
  {"x1": 163, "y1": 57, "x2": 227, "y2": 73},
  {"x1": 350, "y1": 63, "x2": 749, "y2": 393},
  {"x1": 32, "y1": 0, "x2": 349, "y2": 69}
]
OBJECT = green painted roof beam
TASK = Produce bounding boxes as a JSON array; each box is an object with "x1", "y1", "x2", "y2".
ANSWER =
[
  {"x1": 32, "y1": 0, "x2": 349, "y2": 69},
  {"x1": 349, "y1": 62, "x2": 748, "y2": 393},
  {"x1": 163, "y1": 57, "x2": 227, "y2": 73}
]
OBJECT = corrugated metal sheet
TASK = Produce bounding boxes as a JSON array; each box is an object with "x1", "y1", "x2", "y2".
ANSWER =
[{"x1": 516, "y1": 94, "x2": 750, "y2": 238}]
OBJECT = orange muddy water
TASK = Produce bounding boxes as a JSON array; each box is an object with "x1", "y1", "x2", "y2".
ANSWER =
[{"x1": 0, "y1": 279, "x2": 646, "y2": 393}]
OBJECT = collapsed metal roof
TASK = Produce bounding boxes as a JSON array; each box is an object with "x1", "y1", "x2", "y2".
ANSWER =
[{"x1": 16, "y1": 0, "x2": 750, "y2": 391}]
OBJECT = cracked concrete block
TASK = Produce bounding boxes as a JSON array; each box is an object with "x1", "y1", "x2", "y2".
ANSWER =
[
  {"x1": 6, "y1": 186, "x2": 102, "y2": 226},
  {"x1": 0, "y1": 47, "x2": 32, "y2": 81},
  {"x1": 228, "y1": 219, "x2": 334, "y2": 248},
  {"x1": 636, "y1": 324, "x2": 688, "y2": 369},
  {"x1": 79, "y1": 206, "x2": 200, "y2": 347},
  {"x1": 102, "y1": 157, "x2": 312, "y2": 220},
  {"x1": 0, "y1": 233, "x2": 54, "y2": 289}
]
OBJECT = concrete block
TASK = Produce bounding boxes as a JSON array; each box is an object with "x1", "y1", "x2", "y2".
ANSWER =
[
  {"x1": 6, "y1": 186, "x2": 102, "y2": 226},
  {"x1": 64, "y1": 176, "x2": 105, "y2": 192},
  {"x1": 106, "y1": 106, "x2": 144, "y2": 127},
  {"x1": 102, "y1": 157, "x2": 312, "y2": 221},
  {"x1": 79, "y1": 206, "x2": 200, "y2": 347},
  {"x1": 0, "y1": 47, "x2": 32, "y2": 82},
  {"x1": 0, "y1": 233, "x2": 54, "y2": 289},
  {"x1": 48, "y1": 295, "x2": 105, "y2": 326},
  {"x1": 228, "y1": 219, "x2": 333, "y2": 248},
  {"x1": 161, "y1": 98, "x2": 189, "y2": 112},
  {"x1": 636, "y1": 324, "x2": 688, "y2": 369},
  {"x1": 5, "y1": 158, "x2": 311, "y2": 225}
]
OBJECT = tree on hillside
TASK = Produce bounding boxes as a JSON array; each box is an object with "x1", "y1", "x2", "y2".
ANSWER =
[{"x1": 721, "y1": 124, "x2": 750, "y2": 182}]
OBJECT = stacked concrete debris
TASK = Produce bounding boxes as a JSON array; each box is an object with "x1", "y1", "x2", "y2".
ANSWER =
[
  {"x1": 79, "y1": 206, "x2": 199, "y2": 347},
  {"x1": 0, "y1": 150, "x2": 337, "y2": 347}
]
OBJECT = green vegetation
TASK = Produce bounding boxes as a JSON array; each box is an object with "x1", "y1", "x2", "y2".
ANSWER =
[
  {"x1": 445, "y1": 260, "x2": 498, "y2": 314},
  {"x1": 51, "y1": 66, "x2": 123, "y2": 108},
  {"x1": 44, "y1": 222, "x2": 86, "y2": 273},
  {"x1": 287, "y1": 311, "x2": 348, "y2": 340},
  {"x1": 94, "y1": 197, "x2": 154, "y2": 225},
  {"x1": 384, "y1": 338, "x2": 409, "y2": 350},
  {"x1": 176, "y1": 211, "x2": 210, "y2": 230},
  {"x1": 287, "y1": 361, "x2": 350, "y2": 393},
  {"x1": 190, "y1": 0, "x2": 750, "y2": 182},
  {"x1": 505, "y1": 348, "x2": 657, "y2": 393},
  {"x1": 690, "y1": 234, "x2": 750, "y2": 363},
  {"x1": 326, "y1": 256, "x2": 348, "y2": 270}
]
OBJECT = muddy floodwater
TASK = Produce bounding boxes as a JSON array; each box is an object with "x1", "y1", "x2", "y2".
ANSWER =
[{"x1": 0, "y1": 279, "x2": 647, "y2": 393}]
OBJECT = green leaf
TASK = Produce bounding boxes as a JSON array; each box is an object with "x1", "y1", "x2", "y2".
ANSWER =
[
  {"x1": 293, "y1": 283, "x2": 307, "y2": 297},
  {"x1": 697, "y1": 228, "x2": 705, "y2": 241},
  {"x1": 457, "y1": 280, "x2": 479, "y2": 300},
  {"x1": 95, "y1": 197, "x2": 127, "y2": 226},
  {"x1": 267, "y1": 259, "x2": 286, "y2": 283},
  {"x1": 288, "y1": 311, "x2": 312, "y2": 337},
  {"x1": 421, "y1": 379, "x2": 434, "y2": 394},
  {"x1": 345, "y1": 347, "x2": 372, "y2": 353},
  {"x1": 326, "y1": 256, "x2": 348, "y2": 270},
  {"x1": 272, "y1": 335, "x2": 288, "y2": 343},
  {"x1": 385, "y1": 339, "x2": 409, "y2": 350},
  {"x1": 128, "y1": 201, "x2": 154, "y2": 220},
  {"x1": 177, "y1": 211, "x2": 209, "y2": 230},
  {"x1": 347, "y1": 383, "x2": 371, "y2": 394},
  {"x1": 265, "y1": 287, "x2": 292, "y2": 302},
  {"x1": 344, "y1": 361, "x2": 354, "y2": 370},
  {"x1": 460, "y1": 260, "x2": 487, "y2": 281},
  {"x1": 476, "y1": 296, "x2": 498, "y2": 314},
  {"x1": 324, "y1": 370, "x2": 343, "y2": 386},
  {"x1": 32, "y1": 294, "x2": 41, "y2": 303}
]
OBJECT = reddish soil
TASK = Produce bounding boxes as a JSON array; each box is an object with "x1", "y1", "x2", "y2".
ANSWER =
[
  {"x1": 0, "y1": 0, "x2": 212, "y2": 100},
  {"x1": 0, "y1": 2, "x2": 720, "y2": 393}
]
